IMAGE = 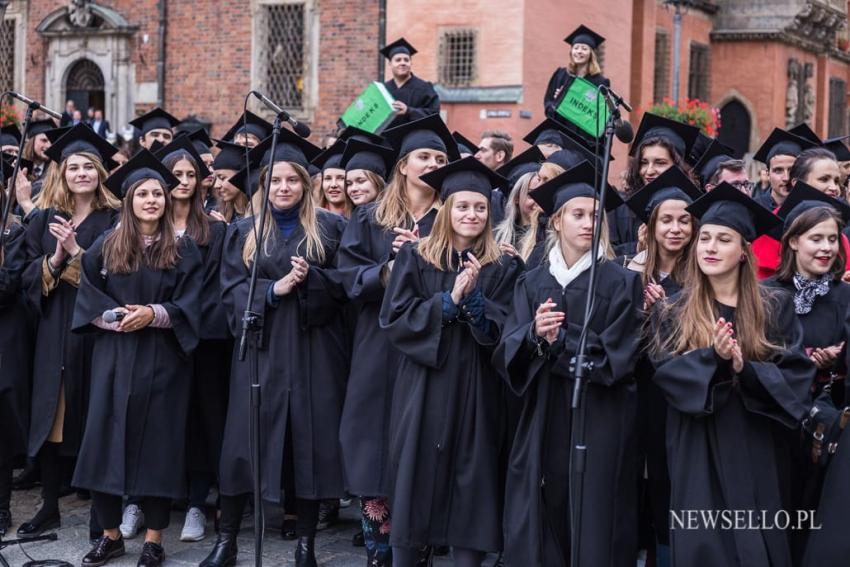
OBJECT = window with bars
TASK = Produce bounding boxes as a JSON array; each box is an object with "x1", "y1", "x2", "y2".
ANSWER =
[
  {"x1": 688, "y1": 42, "x2": 710, "y2": 101},
  {"x1": 653, "y1": 29, "x2": 669, "y2": 103},
  {"x1": 439, "y1": 29, "x2": 477, "y2": 87},
  {"x1": 259, "y1": 2, "x2": 306, "y2": 110},
  {"x1": 0, "y1": 19, "x2": 15, "y2": 94},
  {"x1": 828, "y1": 78, "x2": 847, "y2": 138}
]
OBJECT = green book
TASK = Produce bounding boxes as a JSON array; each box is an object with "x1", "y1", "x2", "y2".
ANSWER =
[
  {"x1": 555, "y1": 76, "x2": 609, "y2": 138},
  {"x1": 340, "y1": 81, "x2": 397, "y2": 134}
]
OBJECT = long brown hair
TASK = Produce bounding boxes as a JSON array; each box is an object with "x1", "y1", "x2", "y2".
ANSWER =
[
  {"x1": 653, "y1": 237, "x2": 781, "y2": 360},
  {"x1": 775, "y1": 206, "x2": 846, "y2": 283},
  {"x1": 34, "y1": 152, "x2": 121, "y2": 214},
  {"x1": 624, "y1": 139, "x2": 689, "y2": 198},
  {"x1": 375, "y1": 157, "x2": 439, "y2": 231},
  {"x1": 637, "y1": 204, "x2": 696, "y2": 287},
  {"x1": 318, "y1": 168, "x2": 353, "y2": 218},
  {"x1": 418, "y1": 192, "x2": 501, "y2": 270},
  {"x1": 241, "y1": 162, "x2": 326, "y2": 267},
  {"x1": 102, "y1": 178, "x2": 180, "y2": 274},
  {"x1": 163, "y1": 152, "x2": 211, "y2": 246}
]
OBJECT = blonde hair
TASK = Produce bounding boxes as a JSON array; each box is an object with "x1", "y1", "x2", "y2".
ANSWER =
[
  {"x1": 494, "y1": 171, "x2": 540, "y2": 261},
  {"x1": 375, "y1": 157, "x2": 439, "y2": 231},
  {"x1": 417, "y1": 192, "x2": 501, "y2": 270},
  {"x1": 241, "y1": 162, "x2": 326, "y2": 267},
  {"x1": 537, "y1": 161, "x2": 566, "y2": 184},
  {"x1": 344, "y1": 169, "x2": 386, "y2": 209},
  {"x1": 544, "y1": 204, "x2": 614, "y2": 260},
  {"x1": 34, "y1": 152, "x2": 120, "y2": 214},
  {"x1": 567, "y1": 49, "x2": 602, "y2": 77}
]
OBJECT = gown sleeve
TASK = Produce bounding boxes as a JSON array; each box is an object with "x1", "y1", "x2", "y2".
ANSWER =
[
  {"x1": 335, "y1": 205, "x2": 391, "y2": 303},
  {"x1": 0, "y1": 224, "x2": 26, "y2": 308},
  {"x1": 406, "y1": 79, "x2": 441, "y2": 122},
  {"x1": 199, "y1": 220, "x2": 228, "y2": 335},
  {"x1": 296, "y1": 213, "x2": 349, "y2": 327},
  {"x1": 20, "y1": 208, "x2": 50, "y2": 312},
  {"x1": 467, "y1": 254, "x2": 524, "y2": 347},
  {"x1": 71, "y1": 234, "x2": 118, "y2": 333},
  {"x1": 159, "y1": 237, "x2": 203, "y2": 354},
  {"x1": 543, "y1": 68, "x2": 568, "y2": 117},
  {"x1": 379, "y1": 243, "x2": 449, "y2": 369}
]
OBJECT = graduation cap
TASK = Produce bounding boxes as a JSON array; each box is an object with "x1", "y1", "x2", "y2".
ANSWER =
[
  {"x1": 26, "y1": 119, "x2": 59, "y2": 139},
  {"x1": 104, "y1": 149, "x2": 180, "y2": 199},
  {"x1": 212, "y1": 139, "x2": 250, "y2": 171},
  {"x1": 788, "y1": 123, "x2": 821, "y2": 145},
  {"x1": 686, "y1": 182, "x2": 780, "y2": 242},
  {"x1": 496, "y1": 146, "x2": 545, "y2": 188},
  {"x1": 693, "y1": 139, "x2": 737, "y2": 183},
  {"x1": 338, "y1": 125, "x2": 389, "y2": 147},
  {"x1": 227, "y1": 165, "x2": 262, "y2": 196},
  {"x1": 381, "y1": 37, "x2": 417, "y2": 60},
  {"x1": 522, "y1": 118, "x2": 568, "y2": 148},
  {"x1": 0, "y1": 124, "x2": 21, "y2": 147},
  {"x1": 530, "y1": 160, "x2": 622, "y2": 216},
  {"x1": 630, "y1": 113, "x2": 700, "y2": 159},
  {"x1": 420, "y1": 156, "x2": 508, "y2": 201},
  {"x1": 222, "y1": 110, "x2": 273, "y2": 143},
  {"x1": 822, "y1": 135, "x2": 850, "y2": 162},
  {"x1": 452, "y1": 131, "x2": 479, "y2": 157},
  {"x1": 177, "y1": 128, "x2": 214, "y2": 156},
  {"x1": 308, "y1": 164, "x2": 321, "y2": 177},
  {"x1": 1, "y1": 152, "x2": 33, "y2": 179},
  {"x1": 688, "y1": 132, "x2": 712, "y2": 166},
  {"x1": 311, "y1": 139, "x2": 347, "y2": 171},
  {"x1": 44, "y1": 126, "x2": 72, "y2": 144},
  {"x1": 247, "y1": 129, "x2": 322, "y2": 170},
  {"x1": 776, "y1": 181, "x2": 850, "y2": 234},
  {"x1": 153, "y1": 135, "x2": 212, "y2": 180},
  {"x1": 544, "y1": 129, "x2": 608, "y2": 172},
  {"x1": 340, "y1": 138, "x2": 396, "y2": 179},
  {"x1": 44, "y1": 123, "x2": 119, "y2": 169},
  {"x1": 753, "y1": 128, "x2": 816, "y2": 165},
  {"x1": 129, "y1": 107, "x2": 181, "y2": 136},
  {"x1": 625, "y1": 166, "x2": 702, "y2": 223},
  {"x1": 564, "y1": 24, "x2": 605, "y2": 50},
  {"x1": 383, "y1": 114, "x2": 460, "y2": 161}
]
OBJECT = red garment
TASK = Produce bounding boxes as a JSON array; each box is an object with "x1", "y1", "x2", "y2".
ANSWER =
[{"x1": 753, "y1": 232, "x2": 850, "y2": 280}]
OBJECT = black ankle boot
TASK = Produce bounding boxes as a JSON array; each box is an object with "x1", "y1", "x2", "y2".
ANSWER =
[
  {"x1": 294, "y1": 536, "x2": 317, "y2": 567},
  {"x1": 0, "y1": 509, "x2": 11, "y2": 537},
  {"x1": 200, "y1": 533, "x2": 238, "y2": 567}
]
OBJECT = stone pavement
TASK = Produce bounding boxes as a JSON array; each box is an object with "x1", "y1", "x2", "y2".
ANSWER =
[{"x1": 3, "y1": 486, "x2": 503, "y2": 566}]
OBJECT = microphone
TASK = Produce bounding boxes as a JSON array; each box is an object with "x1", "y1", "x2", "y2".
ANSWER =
[
  {"x1": 6, "y1": 92, "x2": 63, "y2": 120},
  {"x1": 615, "y1": 119, "x2": 634, "y2": 144},
  {"x1": 250, "y1": 91, "x2": 312, "y2": 138},
  {"x1": 599, "y1": 85, "x2": 632, "y2": 113},
  {"x1": 102, "y1": 309, "x2": 125, "y2": 324}
]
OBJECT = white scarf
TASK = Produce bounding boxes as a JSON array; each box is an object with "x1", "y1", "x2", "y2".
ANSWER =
[{"x1": 548, "y1": 242, "x2": 603, "y2": 289}]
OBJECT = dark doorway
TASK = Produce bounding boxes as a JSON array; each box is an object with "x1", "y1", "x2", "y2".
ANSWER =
[
  {"x1": 65, "y1": 59, "x2": 105, "y2": 118},
  {"x1": 718, "y1": 99, "x2": 751, "y2": 157}
]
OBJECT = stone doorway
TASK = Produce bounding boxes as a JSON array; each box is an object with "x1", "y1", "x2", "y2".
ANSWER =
[{"x1": 66, "y1": 59, "x2": 105, "y2": 115}]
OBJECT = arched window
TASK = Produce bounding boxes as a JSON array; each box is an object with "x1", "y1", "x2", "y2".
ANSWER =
[
  {"x1": 718, "y1": 99, "x2": 751, "y2": 157},
  {"x1": 65, "y1": 59, "x2": 105, "y2": 117}
]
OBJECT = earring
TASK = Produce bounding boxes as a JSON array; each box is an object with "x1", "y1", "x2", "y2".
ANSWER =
[{"x1": 740, "y1": 254, "x2": 746, "y2": 263}]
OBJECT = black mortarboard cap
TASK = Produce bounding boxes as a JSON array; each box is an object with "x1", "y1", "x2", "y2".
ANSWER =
[
  {"x1": 44, "y1": 123, "x2": 119, "y2": 169},
  {"x1": 452, "y1": 131, "x2": 479, "y2": 156},
  {"x1": 522, "y1": 118, "x2": 568, "y2": 148},
  {"x1": 247, "y1": 129, "x2": 322, "y2": 170},
  {"x1": 0, "y1": 124, "x2": 21, "y2": 147},
  {"x1": 44, "y1": 126, "x2": 72, "y2": 144},
  {"x1": 753, "y1": 128, "x2": 816, "y2": 165},
  {"x1": 1, "y1": 152, "x2": 33, "y2": 179},
  {"x1": 420, "y1": 156, "x2": 508, "y2": 201},
  {"x1": 686, "y1": 182, "x2": 780, "y2": 241},
  {"x1": 381, "y1": 37, "x2": 417, "y2": 59},
  {"x1": 212, "y1": 139, "x2": 250, "y2": 171},
  {"x1": 27, "y1": 119, "x2": 59, "y2": 139},
  {"x1": 338, "y1": 125, "x2": 389, "y2": 147},
  {"x1": 693, "y1": 139, "x2": 737, "y2": 183},
  {"x1": 823, "y1": 135, "x2": 850, "y2": 162},
  {"x1": 227, "y1": 165, "x2": 262, "y2": 196},
  {"x1": 564, "y1": 24, "x2": 605, "y2": 50},
  {"x1": 688, "y1": 132, "x2": 712, "y2": 166},
  {"x1": 383, "y1": 114, "x2": 460, "y2": 161},
  {"x1": 630, "y1": 112, "x2": 700, "y2": 159},
  {"x1": 129, "y1": 107, "x2": 181, "y2": 136},
  {"x1": 530, "y1": 160, "x2": 622, "y2": 216},
  {"x1": 789, "y1": 123, "x2": 822, "y2": 145},
  {"x1": 626, "y1": 166, "x2": 702, "y2": 223},
  {"x1": 222, "y1": 110, "x2": 273, "y2": 143},
  {"x1": 496, "y1": 146, "x2": 545, "y2": 188},
  {"x1": 153, "y1": 135, "x2": 212, "y2": 180},
  {"x1": 776, "y1": 180, "x2": 850, "y2": 234},
  {"x1": 179, "y1": 128, "x2": 214, "y2": 155},
  {"x1": 104, "y1": 149, "x2": 179, "y2": 199},
  {"x1": 311, "y1": 139, "x2": 347, "y2": 171},
  {"x1": 340, "y1": 138, "x2": 396, "y2": 179}
]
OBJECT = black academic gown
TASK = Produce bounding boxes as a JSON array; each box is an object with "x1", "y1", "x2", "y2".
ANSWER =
[
  {"x1": 187, "y1": 219, "x2": 232, "y2": 481},
  {"x1": 650, "y1": 291, "x2": 815, "y2": 567},
  {"x1": 494, "y1": 260, "x2": 642, "y2": 567},
  {"x1": 544, "y1": 68, "x2": 611, "y2": 118},
  {"x1": 22, "y1": 207, "x2": 116, "y2": 457},
  {"x1": 0, "y1": 223, "x2": 34, "y2": 461},
  {"x1": 336, "y1": 203, "x2": 438, "y2": 498},
  {"x1": 608, "y1": 201, "x2": 640, "y2": 256},
  {"x1": 70, "y1": 234, "x2": 202, "y2": 499},
  {"x1": 384, "y1": 74, "x2": 440, "y2": 129},
  {"x1": 379, "y1": 245, "x2": 523, "y2": 552},
  {"x1": 218, "y1": 210, "x2": 349, "y2": 502}
]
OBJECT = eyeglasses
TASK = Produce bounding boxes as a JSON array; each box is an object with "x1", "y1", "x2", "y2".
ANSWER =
[{"x1": 729, "y1": 180, "x2": 754, "y2": 193}]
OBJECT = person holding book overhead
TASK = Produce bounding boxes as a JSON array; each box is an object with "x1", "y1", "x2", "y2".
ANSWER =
[
  {"x1": 544, "y1": 25, "x2": 611, "y2": 119},
  {"x1": 381, "y1": 38, "x2": 441, "y2": 129}
]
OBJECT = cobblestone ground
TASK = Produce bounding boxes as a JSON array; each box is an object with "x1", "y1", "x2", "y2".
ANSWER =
[{"x1": 3, "y1": 485, "x2": 503, "y2": 566}]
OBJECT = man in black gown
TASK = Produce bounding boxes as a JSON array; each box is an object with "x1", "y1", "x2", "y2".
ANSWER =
[{"x1": 381, "y1": 38, "x2": 440, "y2": 130}]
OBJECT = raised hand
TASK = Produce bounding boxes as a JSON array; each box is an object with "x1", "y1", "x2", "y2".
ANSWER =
[{"x1": 534, "y1": 297, "x2": 565, "y2": 345}]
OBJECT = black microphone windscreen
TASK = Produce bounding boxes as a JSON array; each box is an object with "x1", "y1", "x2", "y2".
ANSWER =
[
  {"x1": 293, "y1": 121, "x2": 311, "y2": 138},
  {"x1": 616, "y1": 120, "x2": 634, "y2": 144}
]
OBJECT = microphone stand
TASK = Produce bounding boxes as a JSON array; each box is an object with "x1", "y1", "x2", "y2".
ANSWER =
[
  {"x1": 568, "y1": 87, "x2": 629, "y2": 567},
  {"x1": 0, "y1": 533, "x2": 61, "y2": 567},
  {"x1": 237, "y1": 110, "x2": 285, "y2": 567},
  {"x1": 0, "y1": 95, "x2": 36, "y2": 252}
]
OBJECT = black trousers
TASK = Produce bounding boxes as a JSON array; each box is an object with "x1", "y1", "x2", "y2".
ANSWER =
[{"x1": 91, "y1": 492, "x2": 171, "y2": 531}]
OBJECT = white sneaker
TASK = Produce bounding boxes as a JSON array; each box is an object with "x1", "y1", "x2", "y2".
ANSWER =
[
  {"x1": 180, "y1": 507, "x2": 206, "y2": 542},
  {"x1": 339, "y1": 497, "x2": 353, "y2": 509},
  {"x1": 119, "y1": 504, "x2": 144, "y2": 539}
]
